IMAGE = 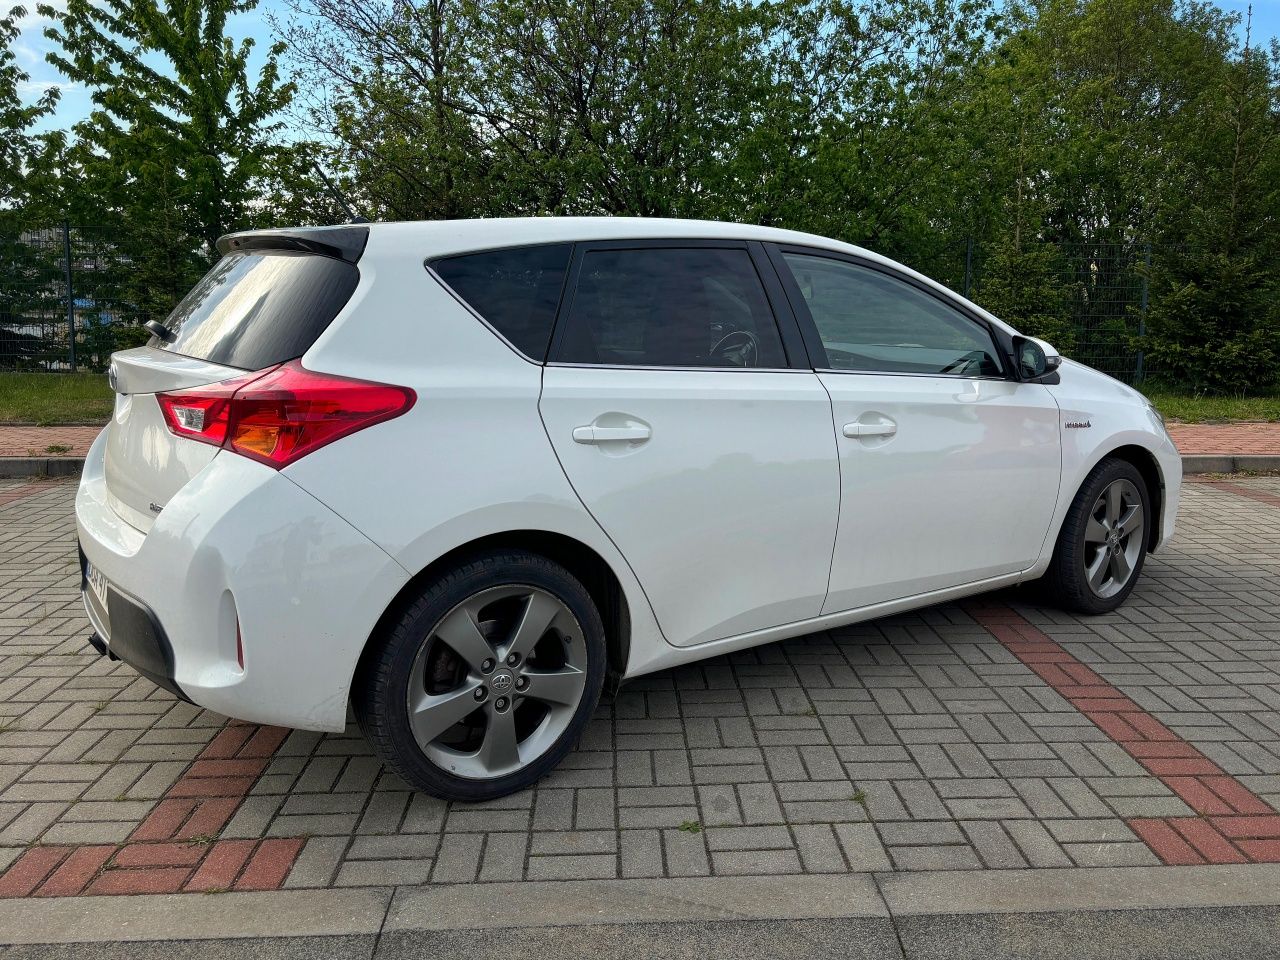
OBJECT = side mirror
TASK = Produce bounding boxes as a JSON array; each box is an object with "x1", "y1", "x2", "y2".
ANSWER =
[{"x1": 1013, "y1": 336, "x2": 1061, "y2": 381}]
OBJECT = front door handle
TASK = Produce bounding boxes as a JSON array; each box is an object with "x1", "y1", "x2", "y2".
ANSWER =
[
  {"x1": 573, "y1": 424, "x2": 652, "y2": 444},
  {"x1": 843, "y1": 422, "x2": 897, "y2": 438}
]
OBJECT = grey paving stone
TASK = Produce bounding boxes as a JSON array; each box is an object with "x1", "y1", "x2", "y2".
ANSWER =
[
  {"x1": 663, "y1": 828, "x2": 711, "y2": 877},
  {"x1": 834, "y1": 823, "x2": 892, "y2": 871},
  {"x1": 529, "y1": 831, "x2": 617, "y2": 856},
  {"x1": 284, "y1": 836, "x2": 348, "y2": 888},
  {"x1": 711, "y1": 848, "x2": 803, "y2": 875},
  {"x1": 792, "y1": 824, "x2": 848, "y2": 873},
  {"x1": 526, "y1": 853, "x2": 617, "y2": 880},
  {"x1": 705, "y1": 825, "x2": 793, "y2": 851},
  {"x1": 431, "y1": 834, "x2": 484, "y2": 883},
  {"x1": 478, "y1": 832, "x2": 528, "y2": 882},
  {"x1": 346, "y1": 834, "x2": 439, "y2": 860},
  {"x1": 336, "y1": 858, "x2": 434, "y2": 886},
  {"x1": 620, "y1": 829, "x2": 663, "y2": 878}
]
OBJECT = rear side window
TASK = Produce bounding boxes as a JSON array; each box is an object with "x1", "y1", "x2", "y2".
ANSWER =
[
  {"x1": 155, "y1": 251, "x2": 359, "y2": 370},
  {"x1": 431, "y1": 244, "x2": 571, "y2": 360},
  {"x1": 557, "y1": 247, "x2": 787, "y2": 368}
]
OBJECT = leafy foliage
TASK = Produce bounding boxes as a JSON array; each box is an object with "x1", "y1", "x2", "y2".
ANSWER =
[
  {"x1": 37, "y1": 0, "x2": 302, "y2": 313},
  {"x1": 1142, "y1": 30, "x2": 1280, "y2": 392}
]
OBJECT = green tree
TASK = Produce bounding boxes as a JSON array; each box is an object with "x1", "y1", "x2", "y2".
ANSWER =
[
  {"x1": 1143, "y1": 28, "x2": 1280, "y2": 392},
  {"x1": 39, "y1": 0, "x2": 301, "y2": 314},
  {"x1": 1, "y1": 5, "x2": 59, "y2": 211},
  {"x1": 276, "y1": 0, "x2": 490, "y2": 221},
  {"x1": 1, "y1": 9, "x2": 64, "y2": 368},
  {"x1": 974, "y1": 240, "x2": 1075, "y2": 350}
]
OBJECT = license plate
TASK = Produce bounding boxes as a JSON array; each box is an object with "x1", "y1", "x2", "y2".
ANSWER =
[{"x1": 85, "y1": 561, "x2": 110, "y2": 612}]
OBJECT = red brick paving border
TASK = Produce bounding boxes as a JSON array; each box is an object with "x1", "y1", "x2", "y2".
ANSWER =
[
  {"x1": 0, "y1": 425, "x2": 102, "y2": 459},
  {"x1": 968, "y1": 602, "x2": 1280, "y2": 866},
  {"x1": 0, "y1": 481, "x2": 58, "y2": 509},
  {"x1": 1167, "y1": 422, "x2": 1280, "y2": 456},
  {"x1": 0, "y1": 723, "x2": 304, "y2": 897}
]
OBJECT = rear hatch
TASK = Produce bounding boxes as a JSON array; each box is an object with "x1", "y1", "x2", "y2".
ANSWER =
[{"x1": 104, "y1": 230, "x2": 365, "y2": 532}]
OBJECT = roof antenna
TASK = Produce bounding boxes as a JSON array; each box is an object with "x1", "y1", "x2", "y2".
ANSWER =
[{"x1": 310, "y1": 161, "x2": 369, "y2": 224}]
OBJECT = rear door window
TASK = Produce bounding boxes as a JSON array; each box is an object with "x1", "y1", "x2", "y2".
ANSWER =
[
  {"x1": 555, "y1": 246, "x2": 787, "y2": 368},
  {"x1": 154, "y1": 251, "x2": 359, "y2": 370},
  {"x1": 431, "y1": 244, "x2": 571, "y2": 360}
]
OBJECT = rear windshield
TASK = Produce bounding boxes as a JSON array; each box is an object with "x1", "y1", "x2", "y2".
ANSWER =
[{"x1": 153, "y1": 251, "x2": 359, "y2": 369}]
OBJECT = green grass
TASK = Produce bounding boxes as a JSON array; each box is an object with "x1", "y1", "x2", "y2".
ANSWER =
[
  {"x1": 0, "y1": 372, "x2": 114, "y2": 424},
  {"x1": 1140, "y1": 385, "x2": 1280, "y2": 423}
]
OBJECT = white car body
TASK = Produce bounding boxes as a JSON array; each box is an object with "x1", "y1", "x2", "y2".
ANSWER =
[{"x1": 75, "y1": 217, "x2": 1181, "y2": 733}]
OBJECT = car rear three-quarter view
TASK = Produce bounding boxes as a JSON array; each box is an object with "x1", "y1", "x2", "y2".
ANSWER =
[{"x1": 76, "y1": 217, "x2": 1182, "y2": 801}]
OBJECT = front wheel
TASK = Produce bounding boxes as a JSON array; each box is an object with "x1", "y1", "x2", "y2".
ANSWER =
[
  {"x1": 1040, "y1": 458, "x2": 1150, "y2": 615},
  {"x1": 353, "y1": 550, "x2": 606, "y2": 801}
]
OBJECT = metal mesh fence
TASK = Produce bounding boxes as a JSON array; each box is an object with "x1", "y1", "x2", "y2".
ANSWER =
[
  {"x1": 0, "y1": 223, "x2": 161, "y2": 372},
  {"x1": 1, "y1": 224, "x2": 1155, "y2": 383},
  {"x1": 936, "y1": 240, "x2": 1152, "y2": 384}
]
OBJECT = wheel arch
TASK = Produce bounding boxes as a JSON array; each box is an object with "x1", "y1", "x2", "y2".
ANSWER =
[
  {"x1": 1085, "y1": 442, "x2": 1166, "y2": 553},
  {"x1": 355, "y1": 530, "x2": 632, "y2": 690}
]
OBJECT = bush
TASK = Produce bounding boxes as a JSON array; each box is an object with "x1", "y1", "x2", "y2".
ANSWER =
[{"x1": 1143, "y1": 253, "x2": 1280, "y2": 393}]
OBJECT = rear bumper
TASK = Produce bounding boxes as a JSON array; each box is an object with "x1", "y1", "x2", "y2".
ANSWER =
[
  {"x1": 75, "y1": 429, "x2": 410, "y2": 732},
  {"x1": 80, "y1": 543, "x2": 187, "y2": 700}
]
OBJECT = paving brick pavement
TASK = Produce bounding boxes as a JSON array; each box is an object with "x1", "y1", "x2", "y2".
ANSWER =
[{"x1": 0, "y1": 475, "x2": 1276, "y2": 897}]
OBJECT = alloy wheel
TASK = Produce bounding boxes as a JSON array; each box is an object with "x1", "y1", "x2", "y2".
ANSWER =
[
  {"x1": 1082, "y1": 478, "x2": 1144, "y2": 599},
  {"x1": 405, "y1": 585, "x2": 588, "y2": 780}
]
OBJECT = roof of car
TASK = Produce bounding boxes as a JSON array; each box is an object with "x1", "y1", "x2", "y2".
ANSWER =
[{"x1": 365, "y1": 216, "x2": 864, "y2": 257}]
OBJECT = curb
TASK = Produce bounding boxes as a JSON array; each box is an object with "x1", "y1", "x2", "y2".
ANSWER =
[
  {"x1": 1182, "y1": 454, "x2": 1280, "y2": 474},
  {"x1": 3, "y1": 865, "x2": 1280, "y2": 945},
  {"x1": 0, "y1": 457, "x2": 84, "y2": 478},
  {"x1": 3, "y1": 454, "x2": 1279, "y2": 481}
]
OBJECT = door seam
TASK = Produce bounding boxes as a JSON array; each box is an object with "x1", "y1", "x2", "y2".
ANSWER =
[{"x1": 535, "y1": 363, "x2": 674, "y2": 648}]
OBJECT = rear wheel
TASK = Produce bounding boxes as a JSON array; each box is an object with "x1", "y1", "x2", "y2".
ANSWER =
[
  {"x1": 354, "y1": 551, "x2": 606, "y2": 801},
  {"x1": 1040, "y1": 458, "x2": 1149, "y2": 615}
]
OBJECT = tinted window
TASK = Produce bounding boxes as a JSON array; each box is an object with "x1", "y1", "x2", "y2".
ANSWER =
[
  {"x1": 155, "y1": 251, "x2": 359, "y2": 370},
  {"x1": 559, "y1": 247, "x2": 786, "y2": 368},
  {"x1": 432, "y1": 244, "x2": 571, "y2": 360},
  {"x1": 782, "y1": 253, "x2": 1003, "y2": 377}
]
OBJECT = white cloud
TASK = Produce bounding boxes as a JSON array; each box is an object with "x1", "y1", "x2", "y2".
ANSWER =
[{"x1": 18, "y1": 79, "x2": 78, "y2": 93}]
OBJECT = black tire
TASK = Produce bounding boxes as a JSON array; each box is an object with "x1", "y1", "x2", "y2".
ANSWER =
[
  {"x1": 353, "y1": 550, "x2": 606, "y2": 802},
  {"x1": 1040, "y1": 457, "x2": 1150, "y2": 615}
]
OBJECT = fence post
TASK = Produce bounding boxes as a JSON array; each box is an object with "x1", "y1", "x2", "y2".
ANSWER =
[
  {"x1": 963, "y1": 237, "x2": 974, "y2": 297},
  {"x1": 62, "y1": 221, "x2": 77, "y2": 372},
  {"x1": 1135, "y1": 242, "x2": 1150, "y2": 385}
]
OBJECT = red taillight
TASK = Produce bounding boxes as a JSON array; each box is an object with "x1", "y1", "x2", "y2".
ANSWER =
[
  {"x1": 157, "y1": 361, "x2": 415, "y2": 469},
  {"x1": 156, "y1": 368, "x2": 270, "y2": 446}
]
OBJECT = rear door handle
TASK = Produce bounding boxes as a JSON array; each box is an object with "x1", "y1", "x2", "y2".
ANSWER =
[
  {"x1": 843, "y1": 422, "x2": 897, "y2": 438},
  {"x1": 573, "y1": 425, "x2": 652, "y2": 444}
]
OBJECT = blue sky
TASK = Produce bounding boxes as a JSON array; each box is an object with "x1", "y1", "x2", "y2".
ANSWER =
[
  {"x1": 1227, "y1": 0, "x2": 1280, "y2": 44},
  {"x1": 13, "y1": 0, "x2": 1280, "y2": 133}
]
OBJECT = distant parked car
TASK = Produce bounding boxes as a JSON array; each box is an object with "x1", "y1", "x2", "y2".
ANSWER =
[{"x1": 76, "y1": 218, "x2": 1181, "y2": 800}]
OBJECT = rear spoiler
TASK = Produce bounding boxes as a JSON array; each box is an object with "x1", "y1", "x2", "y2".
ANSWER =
[{"x1": 216, "y1": 226, "x2": 370, "y2": 263}]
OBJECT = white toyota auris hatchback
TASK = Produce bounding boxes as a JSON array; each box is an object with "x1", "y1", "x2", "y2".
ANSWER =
[{"x1": 77, "y1": 218, "x2": 1181, "y2": 800}]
